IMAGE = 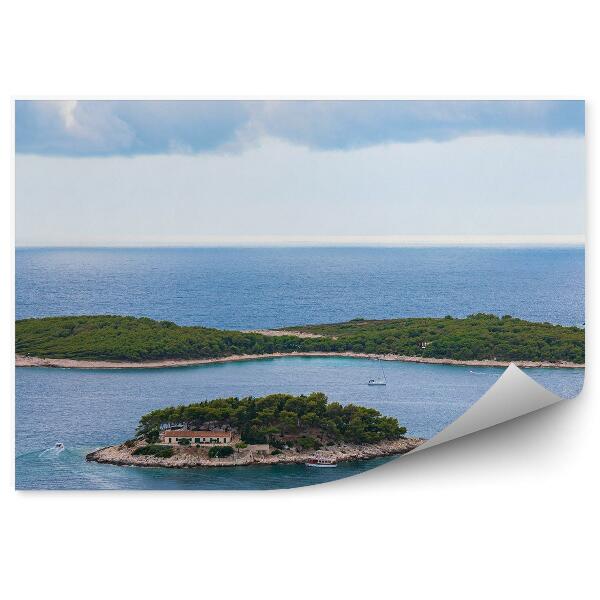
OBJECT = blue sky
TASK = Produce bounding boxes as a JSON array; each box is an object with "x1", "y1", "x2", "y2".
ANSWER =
[{"x1": 15, "y1": 100, "x2": 585, "y2": 246}]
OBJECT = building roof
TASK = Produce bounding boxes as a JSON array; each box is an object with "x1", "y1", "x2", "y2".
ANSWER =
[{"x1": 162, "y1": 430, "x2": 230, "y2": 438}]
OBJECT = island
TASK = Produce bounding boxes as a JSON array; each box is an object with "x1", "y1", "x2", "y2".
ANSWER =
[
  {"x1": 86, "y1": 392, "x2": 424, "y2": 468},
  {"x1": 16, "y1": 313, "x2": 584, "y2": 368}
]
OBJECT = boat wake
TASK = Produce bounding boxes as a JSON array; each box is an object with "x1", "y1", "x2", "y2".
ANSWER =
[{"x1": 38, "y1": 445, "x2": 65, "y2": 458}]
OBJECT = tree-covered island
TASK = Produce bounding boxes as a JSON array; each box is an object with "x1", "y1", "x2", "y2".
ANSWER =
[
  {"x1": 86, "y1": 392, "x2": 423, "y2": 468},
  {"x1": 137, "y1": 392, "x2": 406, "y2": 446},
  {"x1": 16, "y1": 313, "x2": 584, "y2": 365}
]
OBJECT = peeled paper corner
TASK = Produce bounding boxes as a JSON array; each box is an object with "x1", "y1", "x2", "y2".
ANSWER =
[{"x1": 411, "y1": 363, "x2": 563, "y2": 453}]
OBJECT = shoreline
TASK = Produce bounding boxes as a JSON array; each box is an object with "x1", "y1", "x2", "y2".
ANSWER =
[
  {"x1": 86, "y1": 437, "x2": 425, "y2": 469},
  {"x1": 16, "y1": 352, "x2": 584, "y2": 370}
]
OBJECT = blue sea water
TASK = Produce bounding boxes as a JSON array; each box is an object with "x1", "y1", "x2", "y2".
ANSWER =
[
  {"x1": 15, "y1": 247, "x2": 585, "y2": 490},
  {"x1": 16, "y1": 246, "x2": 584, "y2": 327},
  {"x1": 15, "y1": 358, "x2": 584, "y2": 490}
]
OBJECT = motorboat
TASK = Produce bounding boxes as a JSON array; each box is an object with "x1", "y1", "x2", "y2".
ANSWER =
[{"x1": 305, "y1": 455, "x2": 337, "y2": 467}]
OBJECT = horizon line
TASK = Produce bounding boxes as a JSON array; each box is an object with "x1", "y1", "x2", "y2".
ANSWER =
[{"x1": 15, "y1": 234, "x2": 585, "y2": 248}]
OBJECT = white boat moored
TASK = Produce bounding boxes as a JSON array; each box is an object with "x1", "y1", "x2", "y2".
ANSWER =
[
  {"x1": 367, "y1": 358, "x2": 387, "y2": 385},
  {"x1": 305, "y1": 455, "x2": 337, "y2": 467}
]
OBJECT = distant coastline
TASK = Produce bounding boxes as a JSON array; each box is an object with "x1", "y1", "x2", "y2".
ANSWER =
[
  {"x1": 15, "y1": 314, "x2": 585, "y2": 367},
  {"x1": 16, "y1": 352, "x2": 584, "y2": 370}
]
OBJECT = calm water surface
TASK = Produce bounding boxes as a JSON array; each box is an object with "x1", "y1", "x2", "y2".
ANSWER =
[
  {"x1": 16, "y1": 246, "x2": 584, "y2": 327},
  {"x1": 15, "y1": 247, "x2": 585, "y2": 489},
  {"x1": 16, "y1": 357, "x2": 584, "y2": 489}
]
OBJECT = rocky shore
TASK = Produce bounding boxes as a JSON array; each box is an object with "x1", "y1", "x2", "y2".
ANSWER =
[
  {"x1": 86, "y1": 437, "x2": 424, "y2": 469},
  {"x1": 16, "y1": 352, "x2": 584, "y2": 370}
]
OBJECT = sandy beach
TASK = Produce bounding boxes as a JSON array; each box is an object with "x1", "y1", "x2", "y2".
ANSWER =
[
  {"x1": 16, "y1": 352, "x2": 584, "y2": 370},
  {"x1": 241, "y1": 329, "x2": 332, "y2": 339}
]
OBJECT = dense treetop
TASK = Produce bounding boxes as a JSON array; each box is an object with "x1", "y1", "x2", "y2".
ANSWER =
[
  {"x1": 15, "y1": 313, "x2": 584, "y2": 363},
  {"x1": 136, "y1": 392, "x2": 406, "y2": 446},
  {"x1": 282, "y1": 313, "x2": 585, "y2": 363}
]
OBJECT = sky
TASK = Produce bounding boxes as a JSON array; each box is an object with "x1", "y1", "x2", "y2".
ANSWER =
[{"x1": 15, "y1": 100, "x2": 585, "y2": 246}]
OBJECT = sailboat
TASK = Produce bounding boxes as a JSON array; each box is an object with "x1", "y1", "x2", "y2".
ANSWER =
[{"x1": 368, "y1": 359, "x2": 387, "y2": 385}]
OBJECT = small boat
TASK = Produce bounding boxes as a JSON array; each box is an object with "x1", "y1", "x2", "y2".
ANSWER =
[
  {"x1": 305, "y1": 455, "x2": 337, "y2": 468},
  {"x1": 55, "y1": 442, "x2": 64, "y2": 450},
  {"x1": 367, "y1": 359, "x2": 387, "y2": 385}
]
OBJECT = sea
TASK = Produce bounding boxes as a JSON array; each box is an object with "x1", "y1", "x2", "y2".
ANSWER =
[{"x1": 15, "y1": 246, "x2": 585, "y2": 490}]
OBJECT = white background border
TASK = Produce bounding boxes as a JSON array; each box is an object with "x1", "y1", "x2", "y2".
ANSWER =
[{"x1": 1, "y1": 2, "x2": 596, "y2": 599}]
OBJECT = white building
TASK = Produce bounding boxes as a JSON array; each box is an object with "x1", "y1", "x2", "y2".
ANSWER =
[{"x1": 161, "y1": 430, "x2": 232, "y2": 445}]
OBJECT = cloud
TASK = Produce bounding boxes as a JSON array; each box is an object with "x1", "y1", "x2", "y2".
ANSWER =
[
  {"x1": 15, "y1": 100, "x2": 584, "y2": 156},
  {"x1": 15, "y1": 100, "x2": 250, "y2": 156},
  {"x1": 257, "y1": 100, "x2": 585, "y2": 149}
]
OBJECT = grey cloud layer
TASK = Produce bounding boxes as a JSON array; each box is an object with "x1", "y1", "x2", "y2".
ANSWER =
[{"x1": 15, "y1": 100, "x2": 584, "y2": 157}]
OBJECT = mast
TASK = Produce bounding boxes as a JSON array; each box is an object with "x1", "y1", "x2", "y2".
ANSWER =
[{"x1": 379, "y1": 358, "x2": 386, "y2": 383}]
